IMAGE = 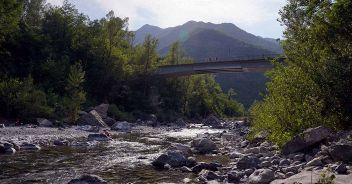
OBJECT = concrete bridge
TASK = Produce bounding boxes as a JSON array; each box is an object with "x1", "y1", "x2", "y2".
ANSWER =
[{"x1": 156, "y1": 55, "x2": 285, "y2": 77}]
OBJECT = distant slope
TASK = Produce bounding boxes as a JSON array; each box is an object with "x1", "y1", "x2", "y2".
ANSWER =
[{"x1": 180, "y1": 28, "x2": 274, "y2": 59}]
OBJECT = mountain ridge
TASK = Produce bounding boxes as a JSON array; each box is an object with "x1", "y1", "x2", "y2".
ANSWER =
[{"x1": 134, "y1": 21, "x2": 283, "y2": 55}]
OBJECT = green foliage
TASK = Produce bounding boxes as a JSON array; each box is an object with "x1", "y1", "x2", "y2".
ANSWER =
[
  {"x1": 0, "y1": 1, "x2": 244, "y2": 122},
  {"x1": 108, "y1": 104, "x2": 135, "y2": 122},
  {"x1": 250, "y1": 0, "x2": 352, "y2": 146},
  {"x1": 0, "y1": 77, "x2": 53, "y2": 119},
  {"x1": 317, "y1": 172, "x2": 335, "y2": 184},
  {"x1": 0, "y1": 0, "x2": 23, "y2": 44},
  {"x1": 63, "y1": 62, "x2": 86, "y2": 123}
]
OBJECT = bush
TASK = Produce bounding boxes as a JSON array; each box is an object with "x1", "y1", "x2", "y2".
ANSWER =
[
  {"x1": 249, "y1": 65, "x2": 339, "y2": 147},
  {"x1": 0, "y1": 77, "x2": 53, "y2": 119},
  {"x1": 108, "y1": 104, "x2": 135, "y2": 122}
]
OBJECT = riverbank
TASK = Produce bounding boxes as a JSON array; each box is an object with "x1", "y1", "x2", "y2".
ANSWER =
[{"x1": 1, "y1": 121, "x2": 352, "y2": 184}]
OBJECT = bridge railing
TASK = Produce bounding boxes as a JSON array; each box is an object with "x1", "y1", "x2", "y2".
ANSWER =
[{"x1": 193, "y1": 54, "x2": 283, "y2": 63}]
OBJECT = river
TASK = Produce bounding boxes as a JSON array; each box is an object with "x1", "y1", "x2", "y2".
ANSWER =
[{"x1": 0, "y1": 127, "x2": 229, "y2": 183}]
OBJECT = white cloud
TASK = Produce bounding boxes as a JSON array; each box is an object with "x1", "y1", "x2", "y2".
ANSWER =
[{"x1": 46, "y1": 0, "x2": 286, "y2": 37}]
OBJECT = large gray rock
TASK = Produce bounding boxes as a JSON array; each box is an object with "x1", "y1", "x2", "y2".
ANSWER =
[
  {"x1": 328, "y1": 144, "x2": 352, "y2": 162},
  {"x1": 152, "y1": 150, "x2": 188, "y2": 168},
  {"x1": 20, "y1": 143, "x2": 41, "y2": 150},
  {"x1": 37, "y1": 118, "x2": 53, "y2": 127},
  {"x1": 203, "y1": 114, "x2": 223, "y2": 128},
  {"x1": 192, "y1": 162, "x2": 222, "y2": 173},
  {"x1": 88, "y1": 134, "x2": 112, "y2": 141},
  {"x1": 237, "y1": 156, "x2": 260, "y2": 170},
  {"x1": 335, "y1": 163, "x2": 348, "y2": 174},
  {"x1": 77, "y1": 110, "x2": 109, "y2": 128},
  {"x1": 167, "y1": 143, "x2": 192, "y2": 157},
  {"x1": 94, "y1": 104, "x2": 109, "y2": 118},
  {"x1": 271, "y1": 170, "x2": 352, "y2": 184},
  {"x1": 248, "y1": 169, "x2": 274, "y2": 184},
  {"x1": 228, "y1": 171, "x2": 242, "y2": 183},
  {"x1": 191, "y1": 138, "x2": 218, "y2": 154},
  {"x1": 306, "y1": 157, "x2": 323, "y2": 167},
  {"x1": 68, "y1": 174, "x2": 107, "y2": 184},
  {"x1": 199, "y1": 170, "x2": 221, "y2": 181},
  {"x1": 111, "y1": 121, "x2": 132, "y2": 132},
  {"x1": 5, "y1": 147, "x2": 16, "y2": 154},
  {"x1": 281, "y1": 126, "x2": 331, "y2": 155},
  {"x1": 0, "y1": 142, "x2": 7, "y2": 153}
]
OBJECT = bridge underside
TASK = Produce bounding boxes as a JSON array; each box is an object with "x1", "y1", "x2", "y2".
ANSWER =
[{"x1": 156, "y1": 57, "x2": 282, "y2": 77}]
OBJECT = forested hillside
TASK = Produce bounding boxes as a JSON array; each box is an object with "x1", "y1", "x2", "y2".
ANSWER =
[{"x1": 0, "y1": 0, "x2": 244, "y2": 123}]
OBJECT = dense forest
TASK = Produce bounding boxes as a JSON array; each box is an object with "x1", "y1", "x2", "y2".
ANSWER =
[
  {"x1": 249, "y1": 0, "x2": 352, "y2": 146},
  {"x1": 0, "y1": 0, "x2": 244, "y2": 123}
]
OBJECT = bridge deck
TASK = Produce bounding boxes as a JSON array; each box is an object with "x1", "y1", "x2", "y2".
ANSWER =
[{"x1": 157, "y1": 56, "x2": 284, "y2": 77}]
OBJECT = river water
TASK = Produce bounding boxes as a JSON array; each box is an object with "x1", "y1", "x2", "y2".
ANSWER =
[{"x1": 0, "y1": 127, "x2": 230, "y2": 183}]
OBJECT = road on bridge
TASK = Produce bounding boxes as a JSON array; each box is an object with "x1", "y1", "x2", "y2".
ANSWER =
[{"x1": 156, "y1": 55, "x2": 285, "y2": 77}]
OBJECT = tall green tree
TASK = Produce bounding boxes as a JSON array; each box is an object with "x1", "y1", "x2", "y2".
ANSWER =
[
  {"x1": 250, "y1": 0, "x2": 352, "y2": 146},
  {"x1": 0, "y1": 0, "x2": 23, "y2": 44},
  {"x1": 64, "y1": 62, "x2": 86, "y2": 123}
]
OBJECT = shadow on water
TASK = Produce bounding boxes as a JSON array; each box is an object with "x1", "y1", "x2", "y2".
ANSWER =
[{"x1": 0, "y1": 128, "x2": 229, "y2": 183}]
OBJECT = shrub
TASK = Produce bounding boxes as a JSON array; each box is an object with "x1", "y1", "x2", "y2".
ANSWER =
[
  {"x1": 0, "y1": 77, "x2": 53, "y2": 119},
  {"x1": 108, "y1": 104, "x2": 135, "y2": 122}
]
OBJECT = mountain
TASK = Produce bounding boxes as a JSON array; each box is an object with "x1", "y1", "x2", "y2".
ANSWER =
[
  {"x1": 134, "y1": 21, "x2": 283, "y2": 108},
  {"x1": 135, "y1": 21, "x2": 283, "y2": 55}
]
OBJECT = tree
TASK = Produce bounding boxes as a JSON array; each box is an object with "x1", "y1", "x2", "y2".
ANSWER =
[
  {"x1": 64, "y1": 62, "x2": 86, "y2": 123},
  {"x1": 0, "y1": 0, "x2": 23, "y2": 44},
  {"x1": 249, "y1": 0, "x2": 352, "y2": 146}
]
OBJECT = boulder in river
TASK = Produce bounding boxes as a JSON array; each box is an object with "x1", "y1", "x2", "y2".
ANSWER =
[
  {"x1": 37, "y1": 118, "x2": 53, "y2": 127},
  {"x1": 68, "y1": 174, "x2": 107, "y2": 184},
  {"x1": 281, "y1": 126, "x2": 331, "y2": 155},
  {"x1": 237, "y1": 155, "x2": 260, "y2": 170},
  {"x1": 192, "y1": 162, "x2": 222, "y2": 173},
  {"x1": 0, "y1": 141, "x2": 16, "y2": 154},
  {"x1": 191, "y1": 138, "x2": 218, "y2": 154},
  {"x1": 20, "y1": 143, "x2": 41, "y2": 150},
  {"x1": 77, "y1": 110, "x2": 109, "y2": 128},
  {"x1": 227, "y1": 171, "x2": 242, "y2": 183},
  {"x1": 152, "y1": 150, "x2": 189, "y2": 168},
  {"x1": 167, "y1": 143, "x2": 192, "y2": 157},
  {"x1": 111, "y1": 121, "x2": 132, "y2": 132},
  {"x1": 5, "y1": 147, "x2": 16, "y2": 154},
  {"x1": 54, "y1": 139, "x2": 69, "y2": 146},
  {"x1": 203, "y1": 114, "x2": 223, "y2": 128},
  {"x1": 248, "y1": 169, "x2": 275, "y2": 184},
  {"x1": 88, "y1": 133, "x2": 112, "y2": 141},
  {"x1": 199, "y1": 170, "x2": 222, "y2": 181}
]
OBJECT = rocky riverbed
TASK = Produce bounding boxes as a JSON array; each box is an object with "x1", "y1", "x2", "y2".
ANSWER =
[{"x1": 1, "y1": 118, "x2": 352, "y2": 183}]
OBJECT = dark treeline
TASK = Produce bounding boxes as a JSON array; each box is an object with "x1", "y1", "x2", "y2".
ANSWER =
[{"x1": 0, "y1": 0, "x2": 244, "y2": 123}]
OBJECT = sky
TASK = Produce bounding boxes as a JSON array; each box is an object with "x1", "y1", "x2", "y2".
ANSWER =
[{"x1": 47, "y1": 0, "x2": 286, "y2": 38}]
